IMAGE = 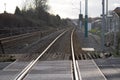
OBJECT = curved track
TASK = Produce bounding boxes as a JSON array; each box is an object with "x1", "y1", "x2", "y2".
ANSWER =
[
  {"x1": 0, "y1": 25, "x2": 119, "y2": 80},
  {"x1": 1, "y1": 28, "x2": 117, "y2": 80},
  {"x1": 14, "y1": 29, "x2": 68, "y2": 80},
  {"x1": 14, "y1": 28, "x2": 85, "y2": 80}
]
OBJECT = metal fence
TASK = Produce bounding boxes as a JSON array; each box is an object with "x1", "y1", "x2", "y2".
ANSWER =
[{"x1": 107, "y1": 11, "x2": 120, "y2": 47}]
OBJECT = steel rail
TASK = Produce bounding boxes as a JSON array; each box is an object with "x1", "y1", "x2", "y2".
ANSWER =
[
  {"x1": 14, "y1": 30, "x2": 67, "y2": 80},
  {"x1": 71, "y1": 29, "x2": 81, "y2": 80},
  {"x1": 76, "y1": 61, "x2": 82, "y2": 80},
  {"x1": 0, "y1": 32, "x2": 37, "y2": 43}
]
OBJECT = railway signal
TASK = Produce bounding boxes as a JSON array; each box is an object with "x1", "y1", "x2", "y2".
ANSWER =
[{"x1": 79, "y1": 14, "x2": 83, "y2": 29}]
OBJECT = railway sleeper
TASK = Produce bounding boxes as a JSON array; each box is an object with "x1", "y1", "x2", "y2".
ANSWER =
[
  {"x1": 94, "y1": 53, "x2": 98, "y2": 59},
  {"x1": 82, "y1": 54, "x2": 86, "y2": 60},
  {"x1": 86, "y1": 53, "x2": 92, "y2": 59}
]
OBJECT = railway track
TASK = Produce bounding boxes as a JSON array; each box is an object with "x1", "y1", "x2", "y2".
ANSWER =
[
  {"x1": 71, "y1": 29, "x2": 81, "y2": 80},
  {"x1": 0, "y1": 29, "x2": 57, "y2": 43},
  {"x1": 0, "y1": 31, "x2": 43, "y2": 54},
  {"x1": 39, "y1": 29, "x2": 72, "y2": 60},
  {"x1": 71, "y1": 29, "x2": 108, "y2": 80},
  {"x1": 0, "y1": 31, "x2": 41, "y2": 43},
  {"x1": 0, "y1": 29, "x2": 64, "y2": 54},
  {"x1": 11, "y1": 28, "x2": 106, "y2": 80},
  {"x1": 73, "y1": 29, "x2": 100, "y2": 60},
  {"x1": 14, "y1": 29, "x2": 68, "y2": 80}
]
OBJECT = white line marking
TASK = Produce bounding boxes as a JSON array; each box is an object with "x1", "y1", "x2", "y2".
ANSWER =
[
  {"x1": 92, "y1": 60, "x2": 107, "y2": 80},
  {"x1": 82, "y1": 48, "x2": 95, "y2": 51},
  {"x1": 3, "y1": 60, "x2": 18, "y2": 71}
]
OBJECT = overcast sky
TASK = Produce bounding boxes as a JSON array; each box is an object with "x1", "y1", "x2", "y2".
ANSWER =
[{"x1": 0, "y1": 0, "x2": 120, "y2": 19}]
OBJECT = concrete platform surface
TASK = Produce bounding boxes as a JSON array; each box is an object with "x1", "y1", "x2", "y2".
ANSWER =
[
  {"x1": 24, "y1": 61, "x2": 72, "y2": 80},
  {"x1": 0, "y1": 59, "x2": 119, "y2": 80},
  {"x1": 0, "y1": 61, "x2": 30, "y2": 80},
  {"x1": 95, "y1": 59, "x2": 120, "y2": 80},
  {"x1": 78, "y1": 60, "x2": 106, "y2": 80}
]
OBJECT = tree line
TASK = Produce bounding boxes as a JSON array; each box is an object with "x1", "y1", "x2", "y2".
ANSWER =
[{"x1": 14, "y1": 0, "x2": 68, "y2": 27}]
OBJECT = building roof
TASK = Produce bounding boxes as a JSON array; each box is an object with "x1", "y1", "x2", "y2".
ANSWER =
[{"x1": 114, "y1": 7, "x2": 120, "y2": 16}]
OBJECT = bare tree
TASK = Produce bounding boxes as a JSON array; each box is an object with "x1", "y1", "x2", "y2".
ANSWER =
[{"x1": 34, "y1": 0, "x2": 48, "y2": 11}]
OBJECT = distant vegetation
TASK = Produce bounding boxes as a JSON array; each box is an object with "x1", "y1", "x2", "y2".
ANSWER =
[
  {"x1": 15, "y1": 0, "x2": 68, "y2": 28},
  {"x1": 0, "y1": 0, "x2": 69, "y2": 38}
]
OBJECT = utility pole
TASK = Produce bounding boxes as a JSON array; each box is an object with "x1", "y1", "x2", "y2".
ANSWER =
[
  {"x1": 106, "y1": 0, "x2": 111, "y2": 47},
  {"x1": 80, "y1": 1, "x2": 81, "y2": 14},
  {"x1": 106, "y1": 0, "x2": 108, "y2": 15},
  {"x1": 85, "y1": 0, "x2": 88, "y2": 37},
  {"x1": 106, "y1": 0, "x2": 108, "y2": 32},
  {"x1": 4, "y1": 3, "x2": 6, "y2": 13},
  {"x1": 79, "y1": 1, "x2": 83, "y2": 29},
  {"x1": 101, "y1": 0, "x2": 105, "y2": 52}
]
